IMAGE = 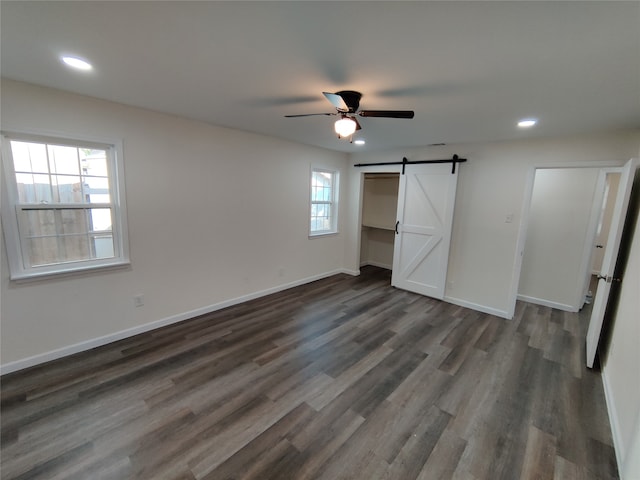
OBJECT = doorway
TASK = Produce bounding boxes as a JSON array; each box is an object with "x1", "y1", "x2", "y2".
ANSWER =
[
  {"x1": 517, "y1": 167, "x2": 601, "y2": 311},
  {"x1": 517, "y1": 167, "x2": 621, "y2": 313},
  {"x1": 360, "y1": 173, "x2": 399, "y2": 269}
]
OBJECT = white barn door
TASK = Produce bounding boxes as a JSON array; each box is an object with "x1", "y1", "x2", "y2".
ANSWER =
[{"x1": 391, "y1": 163, "x2": 458, "y2": 299}]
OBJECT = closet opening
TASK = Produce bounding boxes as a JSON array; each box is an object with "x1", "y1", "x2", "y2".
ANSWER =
[
  {"x1": 359, "y1": 173, "x2": 400, "y2": 270},
  {"x1": 355, "y1": 161, "x2": 458, "y2": 300}
]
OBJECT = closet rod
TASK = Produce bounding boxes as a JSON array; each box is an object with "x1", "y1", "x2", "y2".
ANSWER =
[{"x1": 354, "y1": 154, "x2": 467, "y2": 174}]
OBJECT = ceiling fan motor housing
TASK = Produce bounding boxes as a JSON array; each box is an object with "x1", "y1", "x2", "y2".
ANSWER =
[{"x1": 336, "y1": 90, "x2": 362, "y2": 113}]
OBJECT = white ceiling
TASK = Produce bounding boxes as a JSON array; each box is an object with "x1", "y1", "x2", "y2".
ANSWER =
[{"x1": 1, "y1": 1, "x2": 639, "y2": 152}]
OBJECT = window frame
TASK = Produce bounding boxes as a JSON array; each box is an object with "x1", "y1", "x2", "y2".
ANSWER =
[
  {"x1": 1, "y1": 131, "x2": 130, "y2": 280},
  {"x1": 309, "y1": 166, "x2": 339, "y2": 237}
]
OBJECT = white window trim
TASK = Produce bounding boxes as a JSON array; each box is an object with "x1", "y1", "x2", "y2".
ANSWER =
[
  {"x1": 309, "y1": 166, "x2": 339, "y2": 237},
  {"x1": 1, "y1": 131, "x2": 130, "y2": 280}
]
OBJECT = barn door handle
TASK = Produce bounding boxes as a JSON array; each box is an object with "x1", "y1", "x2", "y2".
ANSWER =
[{"x1": 395, "y1": 221, "x2": 399, "y2": 234}]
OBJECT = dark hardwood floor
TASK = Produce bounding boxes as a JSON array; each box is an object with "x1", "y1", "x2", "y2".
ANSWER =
[{"x1": 1, "y1": 266, "x2": 617, "y2": 479}]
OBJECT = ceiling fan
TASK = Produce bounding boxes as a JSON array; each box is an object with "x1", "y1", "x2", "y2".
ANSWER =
[{"x1": 285, "y1": 90, "x2": 415, "y2": 139}]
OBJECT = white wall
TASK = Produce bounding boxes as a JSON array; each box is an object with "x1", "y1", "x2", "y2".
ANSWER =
[
  {"x1": 602, "y1": 168, "x2": 640, "y2": 480},
  {"x1": 360, "y1": 228, "x2": 395, "y2": 269},
  {"x1": 0, "y1": 80, "x2": 349, "y2": 370},
  {"x1": 345, "y1": 132, "x2": 640, "y2": 318},
  {"x1": 518, "y1": 168, "x2": 600, "y2": 311}
]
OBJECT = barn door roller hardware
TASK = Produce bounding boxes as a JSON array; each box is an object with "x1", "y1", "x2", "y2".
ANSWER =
[{"x1": 353, "y1": 155, "x2": 467, "y2": 174}]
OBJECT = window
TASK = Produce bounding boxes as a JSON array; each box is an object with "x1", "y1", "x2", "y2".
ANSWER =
[
  {"x1": 1, "y1": 132, "x2": 129, "y2": 279},
  {"x1": 310, "y1": 167, "x2": 338, "y2": 236}
]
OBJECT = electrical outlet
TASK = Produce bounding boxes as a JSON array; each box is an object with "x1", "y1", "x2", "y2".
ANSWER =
[{"x1": 133, "y1": 294, "x2": 144, "y2": 307}]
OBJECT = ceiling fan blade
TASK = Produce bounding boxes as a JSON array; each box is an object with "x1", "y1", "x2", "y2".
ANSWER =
[
  {"x1": 358, "y1": 110, "x2": 415, "y2": 119},
  {"x1": 284, "y1": 113, "x2": 335, "y2": 118},
  {"x1": 323, "y1": 92, "x2": 349, "y2": 112}
]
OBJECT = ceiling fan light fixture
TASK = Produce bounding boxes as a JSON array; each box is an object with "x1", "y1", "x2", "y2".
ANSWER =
[{"x1": 335, "y1": 117, "x2": 357, "y2": 137}]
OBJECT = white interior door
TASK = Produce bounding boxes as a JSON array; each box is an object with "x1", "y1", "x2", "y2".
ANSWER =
[
  {"x1": 589, "y1": 172, "x2": 621, "y2": 275},
  {"x1": 586, "y1": 158, "x2": 638, "y2": 368},
  {"x1": 391, "y1": 163, "x2": 458, "y2": 299}
]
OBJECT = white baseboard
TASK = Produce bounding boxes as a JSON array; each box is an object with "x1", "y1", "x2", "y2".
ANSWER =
[
  {"x1": 602, "y1": 368, "x2": 624, "y2": 477},
  {"x1": 516, "y1": 294, "x2": 578, "y2": 312},
  {"x1": 0, "y1": 268, "x2": 354, "y2": 375},
  {"x1": 359, "y1": 261, "x2": 392, "y2": 270},
  {"x1": 443, "y1": 295, "x2": 510, "y2": 319},
  {"x1": 341, "y1": 268, "x2": 360, "y2": 276}
]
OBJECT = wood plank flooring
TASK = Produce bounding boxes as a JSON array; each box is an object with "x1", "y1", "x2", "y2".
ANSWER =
[{"x1": 0, "y1": 266, "x2": 618, "y2": 479}]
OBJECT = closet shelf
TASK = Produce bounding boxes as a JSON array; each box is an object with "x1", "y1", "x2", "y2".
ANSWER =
[{"x1": 362, "y1": 223, "x2": 396, "y2": 231}]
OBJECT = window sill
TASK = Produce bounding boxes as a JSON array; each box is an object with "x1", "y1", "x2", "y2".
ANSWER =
[
  {"x1": 9, "y1": 260, "x2": 131, "y2": 283},
  {"x1": 309, "y1": 231, "x2": 339, "y2": 239}
]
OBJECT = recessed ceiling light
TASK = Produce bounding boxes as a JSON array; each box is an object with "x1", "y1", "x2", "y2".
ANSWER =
[
  {"x1": 61, "y1": 56, "x2": 93, "y2": 71},
  {"x1": 354, "y1": 139, "x2": 365, "y2": 145},
  {"x1": 518, "y1": 119, "x2": 537, "y2": 128}
]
